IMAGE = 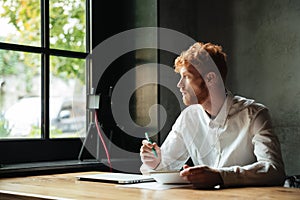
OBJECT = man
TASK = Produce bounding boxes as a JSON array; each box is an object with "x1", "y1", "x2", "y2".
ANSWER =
[{"x1": 140, "y1": 42, "x2": 286, "y2": 188}]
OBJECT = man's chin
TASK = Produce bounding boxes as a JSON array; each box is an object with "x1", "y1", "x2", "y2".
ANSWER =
[{"x1": 183, "y1": 97, "x2": 196, "y2": 106}]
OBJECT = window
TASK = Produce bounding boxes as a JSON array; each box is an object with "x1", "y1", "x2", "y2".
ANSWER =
[{"x1": 0, "y1": 0, "x2": 90, "y2": 164}]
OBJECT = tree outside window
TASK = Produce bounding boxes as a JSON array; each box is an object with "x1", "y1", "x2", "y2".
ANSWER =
[{"x1": 0, "y1": 0, "x2": 87, "y2": 139}]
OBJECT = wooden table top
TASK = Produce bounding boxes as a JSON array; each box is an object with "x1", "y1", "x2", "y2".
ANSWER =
[{"x1": 0, "y1": 171, "x2": 299, "y2": 200}]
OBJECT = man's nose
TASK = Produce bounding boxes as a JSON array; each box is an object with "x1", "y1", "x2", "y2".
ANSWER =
[{"x1": 177, "y1": 78, "x2": 183, "y2": 88}]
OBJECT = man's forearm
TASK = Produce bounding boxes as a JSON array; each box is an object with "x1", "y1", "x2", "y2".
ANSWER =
[{"x1": 219, "y1": 161, "x2": 286, "y2": 187}]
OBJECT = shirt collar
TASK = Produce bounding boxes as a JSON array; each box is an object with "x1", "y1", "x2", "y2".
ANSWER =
[{"x1": 209, "y1": 90, "x2": 234, "y2": 128}]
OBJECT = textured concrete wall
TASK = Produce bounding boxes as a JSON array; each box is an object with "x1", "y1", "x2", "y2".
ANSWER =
[
  {"x1": 159, "y1": 0, "x2": 300, "y2": 176},
  {"x1": 227, "y1": 0, "x2": 300, "y2": 176}
]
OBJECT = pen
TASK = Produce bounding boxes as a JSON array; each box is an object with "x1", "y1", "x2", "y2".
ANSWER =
[{"x1": 145, "y1": 132, "x2": 158, "y2": 157}]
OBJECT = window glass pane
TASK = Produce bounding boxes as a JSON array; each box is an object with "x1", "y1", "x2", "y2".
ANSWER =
[
  {"x1": 0, "y1": 0, "x2": 41, "y2": 46},
  {"x1": 50, "y1": 56, "x2": 86, "y2": 138},
  {"x1": 0, "y1": 50, "x2": 41, "y2": 139},
  {"x1": 50, "y1": 0, "x2": 86, "y2": 52}
]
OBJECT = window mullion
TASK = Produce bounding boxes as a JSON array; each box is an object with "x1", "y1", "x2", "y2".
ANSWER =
[
  {"x1": 86, "y1": 0, "x2": 91, "y2": 53},
  {"x1": 41, "y1": 0, "x2": 50, "y2": 48},
  {"x1": 41, "y1": 0, "x2": 50, "y2": 139}
]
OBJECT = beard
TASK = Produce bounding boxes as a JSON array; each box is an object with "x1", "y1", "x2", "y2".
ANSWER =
[
  {"x1": 196, "y1": 81, "x2": 209, "y2": 104},
  {"x1": 183, "y1": 81, "x2": 209, "y2": 106}
]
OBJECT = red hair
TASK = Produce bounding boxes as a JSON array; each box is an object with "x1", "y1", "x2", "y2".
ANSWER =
[{"x1": 174, "y1": 42, "x2": 228, "y2": 83}]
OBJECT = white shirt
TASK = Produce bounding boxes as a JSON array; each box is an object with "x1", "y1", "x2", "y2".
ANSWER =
[{"x1": 142, "y1": 92, "x2": 286, "y2": 187}]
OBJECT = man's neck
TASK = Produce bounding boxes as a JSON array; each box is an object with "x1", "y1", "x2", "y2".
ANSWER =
[{"x1": 201, "y1": 92, "x2": 226, "y2": 119}]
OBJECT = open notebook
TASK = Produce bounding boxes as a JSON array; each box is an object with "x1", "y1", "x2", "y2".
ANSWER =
[{"x1": 76, "y1": 172, "x2": 155, "y2": 184}]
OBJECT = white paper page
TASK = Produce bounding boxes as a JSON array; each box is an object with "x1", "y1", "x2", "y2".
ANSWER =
[{"x1": 116, "y1": 182, "x2": 192, "y2": 191}]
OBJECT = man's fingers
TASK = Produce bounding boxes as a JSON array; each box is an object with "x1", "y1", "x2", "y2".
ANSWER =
[
  {"x1": 142, "y1": 139, "x2": 151, "y2": 145},
  {"x1": 180, "y1": 166, "x2": 206, "y2": 176},
  {"x1": 142, "y1": 140, "x2": 156, "y2": 148},
  {"x1": 140, "y1": 146, "x2": 153, "y2": 155},
  {"x1": 140, "y1": 144, "x2": 155, "y2": 152},
  {"x1": 183, "y1": 164, "x2": 190, "y2": 169},
  {"x1": 141, "y1": 154, "x2": 156, "y2": 161}
]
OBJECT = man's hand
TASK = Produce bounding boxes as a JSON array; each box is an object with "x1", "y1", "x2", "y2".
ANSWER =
[
  {"x1": 140, "y1": 140, "x2": 161, "y2": 169},
  {"x1": 180, "y1": 165, "x2": 224, "y2": 189}
]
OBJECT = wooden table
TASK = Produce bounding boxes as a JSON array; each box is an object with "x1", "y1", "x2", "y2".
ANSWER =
[{"x1": 0, "y1": 171, "x2": 299, "y2": 200}]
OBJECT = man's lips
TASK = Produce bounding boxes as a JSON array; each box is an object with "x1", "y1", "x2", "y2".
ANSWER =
[{"x1": 180, "y1": 90, "x2": 187, "y2": 96}]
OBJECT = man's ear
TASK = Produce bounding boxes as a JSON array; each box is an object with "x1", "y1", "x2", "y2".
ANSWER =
[{"x1": 205, "y1": 72, "x2": 217, "y2": 85}]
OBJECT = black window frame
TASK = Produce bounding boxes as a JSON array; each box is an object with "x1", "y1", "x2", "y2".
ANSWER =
[{"x1": 0, "y1": 0, "x2": 92, "y2": 165}]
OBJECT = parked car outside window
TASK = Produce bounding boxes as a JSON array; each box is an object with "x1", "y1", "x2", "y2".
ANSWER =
[{"x1": 3, "y1": 96, "x2": 85, "y2": 138}]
